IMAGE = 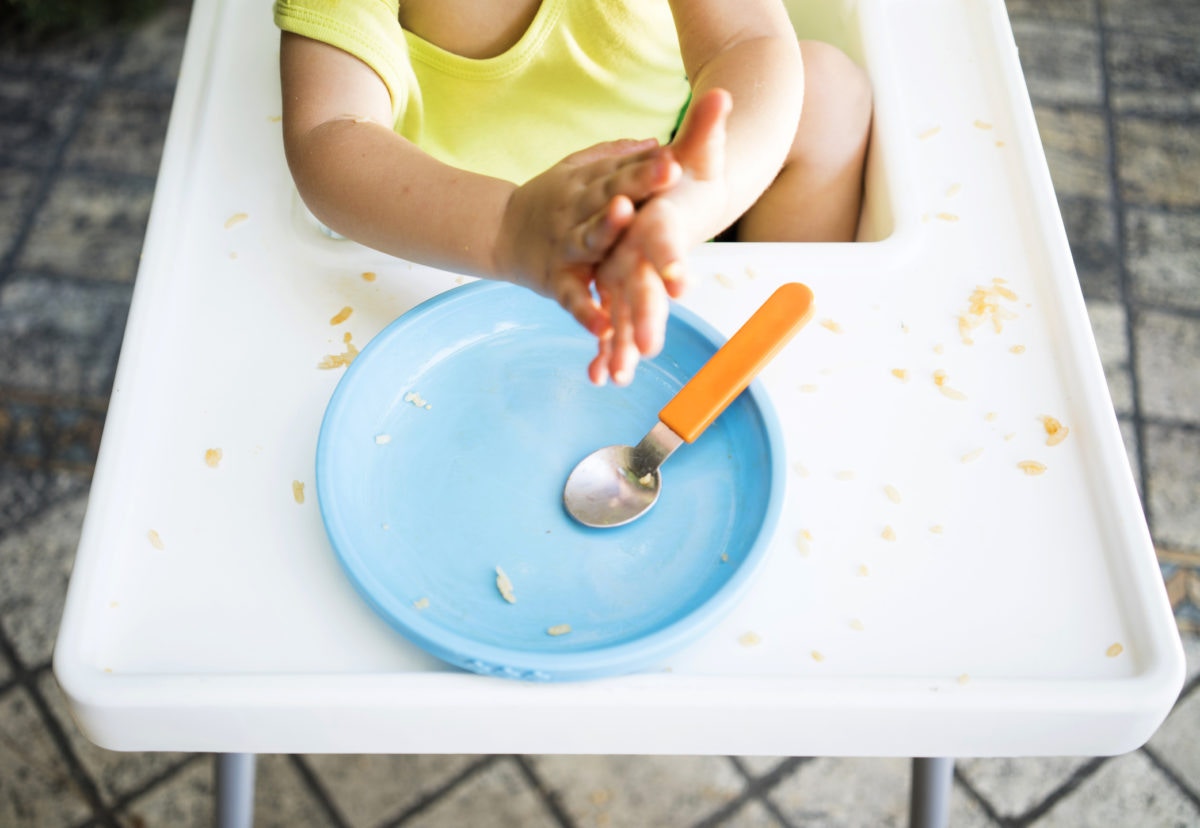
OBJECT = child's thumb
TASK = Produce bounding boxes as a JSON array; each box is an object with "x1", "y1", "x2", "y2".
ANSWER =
[{"x1": 671, "y1": 88, "x2": 731, "y2": 181}]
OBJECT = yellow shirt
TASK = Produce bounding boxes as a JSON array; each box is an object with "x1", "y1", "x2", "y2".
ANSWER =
[{"x1": 274, "y1": 0, "x2": 690, "y2": 184}]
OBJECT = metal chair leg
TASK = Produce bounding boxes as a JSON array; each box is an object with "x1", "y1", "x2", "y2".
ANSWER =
[
  {"x1": 215, "y1": 753, "x2": 257, "y2": 828},
  {"x1": 909, "y1": 756, "x2": 954, "y2": 828}
]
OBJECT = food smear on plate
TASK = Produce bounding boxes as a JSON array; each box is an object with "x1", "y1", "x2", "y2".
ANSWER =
[
  {"x1": 1041, "y1": 416, "x2": 1070, "y2": 446},
  {"x1": 547, "y1": 624, "x2": 572, "y2": 636},
  {"x1": 329, "y1": 306, "x2": 353, "y2": 325},
  {"x1": 1018, "y1": 460, "x2": 1047, "y2": 476},
  {"x1": 223, "y1": 212, "x2": 248, "y2": 229},
  {"x1": 317, "y1": 333, "x2": 359, "y2": 370},
  {"x1": 147, "y1": 529, "x2": 165, "y2": 550},
  {"x1": 404, "y1": 390, "x2": 432, "y2": 410},
  {"x1": 738, "y1": 631, "x2": 762, "y2": 647},
  {"x1": 291, "y1": 480, "x2": 305, "y2": 504},
  {"x1": 204, "y1": 448, "x2": 222, "y2": 468}
]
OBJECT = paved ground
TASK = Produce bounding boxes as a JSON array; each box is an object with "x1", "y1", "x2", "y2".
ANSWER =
[{"x1": 0, "y1": 0, "x2": 1198, "y2": 825}]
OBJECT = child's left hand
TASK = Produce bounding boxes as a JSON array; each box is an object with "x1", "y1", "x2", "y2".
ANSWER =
[{"x1": 589, "y1": 89, "x2": 733, "y2": 386}]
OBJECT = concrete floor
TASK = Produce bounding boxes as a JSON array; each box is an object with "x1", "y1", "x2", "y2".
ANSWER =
[{"x1": 0, "y1": 0, "x2": 1198, "y2": 825}]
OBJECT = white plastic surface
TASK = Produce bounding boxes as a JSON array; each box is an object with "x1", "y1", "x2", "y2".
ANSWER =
[{"x1": 54, "y1": 0, "x2": 1184, "y2": 756}]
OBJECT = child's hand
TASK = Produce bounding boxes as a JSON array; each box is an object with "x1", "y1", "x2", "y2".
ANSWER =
[
  {"x1": 589, "y1": 89, "x2": 733, "y2": 386},
  {"x1": 494, "y1": 138, "x2": 682, "y2": 339}
]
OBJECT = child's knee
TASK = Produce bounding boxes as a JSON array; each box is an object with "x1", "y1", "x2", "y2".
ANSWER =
[{"x1": 792, "y1": 40, "x2": 872, "y2": 162}]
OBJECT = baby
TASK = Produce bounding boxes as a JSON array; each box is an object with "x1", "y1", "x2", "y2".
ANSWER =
[{"x1": 275, "y1": 0, "x2": 871, "y2": 384}]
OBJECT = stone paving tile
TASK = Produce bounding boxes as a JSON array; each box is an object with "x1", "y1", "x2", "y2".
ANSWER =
[
  {"x1": 0, "y1": 25, "x2": 120, "y2": 78},
  {"x1": 1116, "y1": 118, "x2": 1200, "y2": 209},
  {"x1": 1033, "y1": 106, "x2": 1112, "y2": 202},
  {"x1": 1084, "y1": 298, "x2": 1132, "y2": 417},
  {"x1": 0, "y1": 273, "x2": 132, "y2": 398},
  {"x1": 1100, "y1": 0, "x2": 1200, "y2": 34},
  {"x1": 0, "y1": 395, "x2": 108, "y2": 472},
  {"x1": 736, "y1": 755, "x2": 789, "y2": 778},
  {"x1": 1011, "y1": 20, "x2": 1102, "y2": 107},
  {"x1": 303, "y1": 752, "x2": 479, "y2": 827},
  {"x1": 1106, "y1": 30, "x2": 1200, "y2": 116},
  {"x1": 404, "y1": 758, "x2": 560, "y2": 828},
  {"x1": 1125, "y1": 208, "x2": 1200, "y2": 311},
  {"x1": 1059, "y1": 197, "x2": 1120, "y2": 302},
  {"x1": 110, "y1": 0, "x2": 191, "y2": 88},
  {"x1": 0, "y1": 72, "x2": 88, "y2": 169},
  {"x1": 38, "y1": 668, "x2": 189, "y2": 806},
  {"x1": 0, "y1": 685, "x2": 94, "y2": 826},
  {"x1": 15, "y1": 171, "x2": 152, "y2": 282},
  {"x1": 1135, "y1": 310, "x2": 1200, "y2": 423},
  {"x1": 530, "y1": 755, "x2": 746, "y2": 827},
  {"x1": 64, "y1": 85, "x2": 174, "y2": 177},
  {"x1": 117, "y1": 754, "x2": 333, "y2": 828},
  {"x1": 0, "y1": 463, "x2": 90, "y2": 538},
  {"x1": 0, "y1": 164, "x2": 40, "y2": 264},
  {"x1": 1005, "y1": 0, "x2": 1094, "y2": 25},
  {"x1": 1147, "y1": 685, "x2": 1200, "y2": 801},
  {"x1": 1144, "y1": 424, "x2": 1200, "y2": 553},
  {"x1": 1029, "y1": 750, "x2": 1200, "y2": 826},
  {"x1": 956, "y1": 756, "x2": 1091, "y2": 820},
  {"x1": 0, "y1": 493, "x2": 85, "y2": 668},
  {"x1": 718, "y1": 798, "x2": 787, "y2": 828},
  {"x1": 766, "y1": 757, "x2": 995, "y2": 828}
]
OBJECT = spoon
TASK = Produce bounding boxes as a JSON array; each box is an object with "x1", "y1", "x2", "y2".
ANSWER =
[{"x1": 563, "y1": 282, "x2": 815, "y2": 528}]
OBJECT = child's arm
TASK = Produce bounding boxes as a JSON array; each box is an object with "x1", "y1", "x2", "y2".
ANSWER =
[
  {"x1": 279, "y1": 32, "x2": 681, "y2": 338},
  {"x1": 589, "y1": 0, "x2": 804, "y2": 384}
]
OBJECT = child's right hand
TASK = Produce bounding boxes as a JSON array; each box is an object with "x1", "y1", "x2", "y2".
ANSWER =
[{"x1": 493, "y1": 138, "x2": 682, "y2": 341}]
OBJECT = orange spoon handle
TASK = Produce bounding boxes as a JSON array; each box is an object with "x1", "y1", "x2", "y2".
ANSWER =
[{"x1": 659, "y1": 282, "x2": 814, "y2": 443}]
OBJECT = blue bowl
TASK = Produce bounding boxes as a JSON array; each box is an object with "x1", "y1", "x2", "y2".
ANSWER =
[{"x1": 316, "y1": 281, "x2": 785, "y2": 680}]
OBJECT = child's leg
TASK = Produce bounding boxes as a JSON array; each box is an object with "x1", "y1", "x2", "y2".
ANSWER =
[{"x1": 737, "y1": 40, "x2": 872, "y2": 243}]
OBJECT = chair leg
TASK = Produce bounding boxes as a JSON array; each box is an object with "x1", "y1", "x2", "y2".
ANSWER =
[
  {"x1": 909, "y1": 756, "x2": 954, "y2": 828},
  {"x1": 215, "y1": 753, "x2": 257, "y2": 828}
]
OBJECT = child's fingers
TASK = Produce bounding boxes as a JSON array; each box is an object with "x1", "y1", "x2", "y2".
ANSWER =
[
  {"x1": 627, "y1": 258, "x2": 670, "y2": 358},
  {"x1": 608, "y1": 297, "x2": 640, "y2": 387},
  {"x1": 600, "y1": 150, "x2": 680, "y2": 207},
  {"x1": 628, "y1": 201, "x2": 688, "y2": 302},
  {"x1": 589, "y1": 331, "x2": 613, "y2": 386},
  {"x1": 670, "y1": 87, "x2": 731, "y2": 181},
  {"x1": 564, "y1": 137, "x2": 660, "y2": 167},
  {"x1": 567, "y1": 195, "x2": 634, "y2": 262},
  {"x1": 553, "y1": 267, "x2": 610, "y2": 338}
]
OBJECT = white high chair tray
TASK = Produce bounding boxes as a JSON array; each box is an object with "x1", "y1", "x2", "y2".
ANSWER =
[{"x1": 55, "y1": 0, "x2": 1183, "y2": 756}]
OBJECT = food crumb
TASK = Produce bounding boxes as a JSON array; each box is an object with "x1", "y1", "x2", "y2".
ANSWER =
[
  {"x1": 932, "y1": 369, "x2": 948, "y2": 387},
  {"x1": 857, "y1": 563, "x2": 870, "y2": 577},
  {"x1": 738, "y1": 631, "x2": 762, "y2": 647},
  {"x1": 147, "y1": 529, "x2": 165, "y2": 550},
  {"x1": 835, "y1": 470, "x2": 856, "y2": 481},
  {"x1": 974, "y1": 119, "x2": 993, "y2": 130},
  {"x1": 1018, "y1": 460, "x2": 1047, "y2": 476},
  {"x1": 849, "y1": 618, "x2": 866, "y2": 631},
  {"x1": 318, "y1": 335, "x2": 359, "y2": 369},
  {"x1": 1106, "y1": 642, "x2": 1124, "y2": 658},
  {"x1": 404, "y1": 390, "x2": 432, "y2": 409},
  {"x1": 495, "y1": 566, "x2": 517, "y2": 604},
  {"x1": 961, "y1": 447, "x2": 984, "y2": 464},
  {"x1": 375, "y1": 434, "x2": 391, "y2": 445},
  {"x1": 292, "y1": 480, "x2": 305, "y2": 504},
  {"x1": 792, "y1": 462, "x2": 810, "y2": 477},
  {"x1": 720, "y1": 553, "x2": 729, "y2": 563},
  {"x1": 361, "y1": 271, "x2": 377, "y2": 282},
  {"x1": 935, "y1": 212, "x2": 960, "y2": 222},
  {"x1": 1042, "y1": 416, "x2": 1070, "y2": 446},
  {"x1": 985, "y1": 412, "x2": 999, "y2": 422},
  {"x1": 819, "y1": 318, "x2": 843, "y2": 334},
  {"x1": 714, "y1": 272, "x2": 735, "y2": 289},
  {"x1": 811, "y1": 650, "x2": 825, "y2": 662},
  {"x1": 795, "y1": 529, "x2": 813, "y2": 556},
  {"x1": 918, "y1": 125, "x2": 942, "y2": 140},
  {"x1": 223, "y1": 212, "x2": 248, "y2": 229},
  {"x1": 891, "y1": 368, "x2": 909, "y2": 382},
  {"x1": 930, "y1": 525, "x2": 945, "y2": 534},
  {"x1": 547, "y1": 624, "x2": 572, "y2": 636},
  {"x1": 940, "y1": 385, "x2": 968, "y2": 401},
  {"x1": 1010, "y1": 344, "x2": 1027, "y2": 354},
  {"x1": 957, "y1": 673, "x2": 971, "y2": 685},
  {"x1": 204, "y1": 448, "x2": 223, "y2": 468},
  {"x1": 329, "y1": 306, "x2": 353, "y2": 326},
  {"x1": 884, "y1": 484, "x2": 902, "y2": 504},
  {"x1": 945, "y1": 183, "x2": 962, "y2": 198},
  {"x1": 413, "y1": 597, "x2": 430, "y2": 610},
  {"x1": 799, "y1": 383, "x2": 819, "y2": 393},
  {"x1": 881, "y1": 525, "x2": 897, "y2": 542}
]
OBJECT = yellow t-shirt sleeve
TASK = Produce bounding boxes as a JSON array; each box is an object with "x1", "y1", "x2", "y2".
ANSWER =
[{"x1": 273, "y1": 0, "x2": 411, "y2": 124}]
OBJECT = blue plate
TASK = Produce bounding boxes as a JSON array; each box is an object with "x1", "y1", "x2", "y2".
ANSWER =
[{"x1": 316, "y1": 281, "x2": 785, "y2": 681}]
